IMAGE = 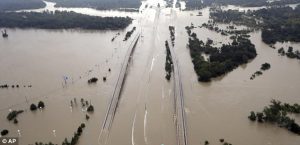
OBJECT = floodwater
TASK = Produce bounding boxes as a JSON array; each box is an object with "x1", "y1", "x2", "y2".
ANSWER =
[
  {"x1": 17, "y1": 1, "x2": 140, "y2": 18},
  {"x1": 1, "y1": 0, "x2": 300, "y2": 145}
]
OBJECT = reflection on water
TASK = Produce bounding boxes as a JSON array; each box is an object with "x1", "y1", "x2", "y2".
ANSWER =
[{"x1": 1, "y1": 0, "x2": 300, "y2": 145}]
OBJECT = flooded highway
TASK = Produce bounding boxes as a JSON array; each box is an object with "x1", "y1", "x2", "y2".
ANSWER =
[{"x1": 1, "y1": 0, "x2": 300, "y2": 145}]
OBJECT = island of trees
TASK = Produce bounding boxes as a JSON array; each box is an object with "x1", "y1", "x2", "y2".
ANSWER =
[
  {"x1": 30, "y1": 123, "x2": 86, "y2": 145},
  {"x1": 30, "y1": 101, "x2": 45, "y2": 111},
  {"x1": 201, "y1": 20, "x2": 253, "y2": 36},
  {"x1": 0, "y1": 11, "x2": 132, "y2": 30},
  {"x1": 278, "y1": 46, "x2": 300, "y2": 60},
  {"x1": 7, "y1": 110, "x2": 23, "y2": 121},
  {"x1": 165, "y1": 41, "x2": 173, "y2": 81},
  {"x1": 250, "y1": 62, "x2": 271, "y2": 80},
  {"x1": 182, "y1": 0, "x2": 300, "y2": 10},
  {"x1": 186, "y1": 26, "x2": 257, "y2": 82},
  {"x1": 88, "y1": 77, "x2": 98, "y2": 84},
  {"x1": 248, "y1": 99, "x2": 300, "y2": 135},
  {"x1": 123, "y1": 26, "x2": 136, "y2": 41}
]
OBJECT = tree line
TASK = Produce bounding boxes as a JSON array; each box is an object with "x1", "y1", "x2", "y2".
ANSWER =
[
  {"x1": 186, "y1": 27, "x2": 257, "y2": 82},
  {"x1": 210, "y1": 6, "x2": 300, "y2": 44}
]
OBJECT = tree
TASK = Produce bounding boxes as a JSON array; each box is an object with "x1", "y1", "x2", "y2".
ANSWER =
[
  {"x1": 87, "y1": 105, "x2": 94, "y2": 112},
  {"x1": 248, "y1": 111, "x2": 256, "y2": 121},
  {"x1": 30, "y1": 104, "x2": 38, "y2": 111},
  {"x1": 38, "y1": 101, "x2": 45, "y2": 109}
]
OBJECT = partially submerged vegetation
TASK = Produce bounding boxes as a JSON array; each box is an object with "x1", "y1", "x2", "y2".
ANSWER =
[
  {"x1": 182, "y1": 0, "x2": 300, "y2": 9},
  {"x1": 88, "y1": 77, "x2": 98, "y2": 84},
  {"x1": 1, "y1": 129, "x2": 9, "y2": 136},
  {"x1": 210, "y1": 6, "x2": 300, "y2": 44},
  {"x1": 0, "y1": 11, "x2": 132, "y2": 30},
  {"x1": 201, "y1": 20, "x2": 253, "y2": 36},
  {"x1": 0, "y1": 0, "x2": 45, "y2": 11},
  {"x1": 169, "y1": 26, "x2": 175, "y2": 46},
  {"x1": 31, "y1": 123, "x2": 86, "y2": 145},
  {"x1": 48, "y1": 0, "x2": 141, "y2": 10},
  {"x1": 165, "y1": 41, "x2": 173, "y2": 81},
  {"x1": 123, "y1": 26, "x2": 136, "y2": 41},
  {"x1": 0, "y1": 84, "x2": 32, "y2": 89},
  {"x1": 278, "y1": 46, "x2": 300, "y2": 60},
  {"x1": 203, "y1": 138, "x2": 233, "y2": 145},
  {"x1": 7, "y1": 110, "x2": 24, "y2": 121},
  {"x1": 248, "y1": 100, "x2": 300, "y2": 135},
  {"x1": 186, "y1": 26, "x2": 257, "y2": 82},
  {"x1": 250, "y1": 63, "x2": 271, "y2": 80},
  {"x1": 61, "y1": 123, "x2": 86, "y2": 145}
]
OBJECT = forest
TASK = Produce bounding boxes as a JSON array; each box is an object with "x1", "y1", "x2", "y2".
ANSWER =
[
  {"x1": 210, "y1": 5, "x2": 300, "y2": 44},
  {"x1": 0, "y1": 0, "x2": 45, "y2": 11},
  {"x1": 0, "y1": 11, "x2": 132, "y2": 30},
  {"x1": 187, "y1": 30, "x2": 257, "y2": 82}
]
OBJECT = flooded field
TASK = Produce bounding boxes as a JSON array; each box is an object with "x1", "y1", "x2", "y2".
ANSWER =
[{"x1": 1, "y1": 0, "x2": 300, "y2": 145}]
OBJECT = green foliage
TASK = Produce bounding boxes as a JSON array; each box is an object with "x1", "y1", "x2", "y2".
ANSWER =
[
  {"x1": 165, "y1": 41, "x2": 173, "y2": 81},
  {"x1": 211, "y1": 6, "x2": 300, "y2": 44},
  {"x1": 87, "y1": 105, "x2": 94, "y2": 112},
  {"x1": 35, "y1": 123, "x2": 85, "y2": 145},
  {"x1": 219, "y1": 139, "x2": 224, "y2": 142},
  {"x1": 187, "y1": 30, "x2": 256, "y2": 82},
  {"x1": 7, "y1": 110, "x2": 24, "y2": 121},
  {"x1": 88, "y1": 77, "x2": 98, "y2": 84},
  {"x1": 169, "y1": 26, "x2": 175, "y2": 46},
  {"x1": 32, "y1": 141, "x2": 57, "y2": 145},
  {"x1": 13, "y1": 118, "x2": 18, "y2": 124},
  {"x1": 250, "y1": 63, "x2": 270, "y2": 80},
  {"x1": 278, "y1": 47, "x2": 285, "y2": 55},
  {"x1": 1, "y1": 129, "x2": 9, "y2": 136},
  {"x1": 48, "y1": 0, "x2": 141, "y2": 10},
  {"x1": 248, "y1": 111, "x2": 256, "y2": 121},
  {"x1": 30, "y1": 103, "x2": 38, "y2": 111},
  {"x1": 85, "y1": 114, "x2": 90, "y2": 120},
  {"x1": 184, "y1": 0, "x2": 300, "y2": 9},
  {"x1": 0, "y1": 11, "x2": 132, "y2": 30},
  {"x1": 0, "y1": 0, "x2": 45, "y2": 11},
  {"x1": 248, "y1": 100, "x2": 300, "y2": 135},
  {"x1": 205, "y1": 140, "x2": 209, "y2": 145},
  {"x1": 261, "y1": 63, "x2": 271, "y2": 71}
]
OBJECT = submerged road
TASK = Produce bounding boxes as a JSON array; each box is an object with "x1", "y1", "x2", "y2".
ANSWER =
[
  {"x1": 169, "y1": 40, "x2": 188, "y2": 145},
  {"x1": 99, "y1": 1, "x2": 188, "y2": 145},
  {"x1": 99, "y1": 33, "x2": 140, "y2": 144}
]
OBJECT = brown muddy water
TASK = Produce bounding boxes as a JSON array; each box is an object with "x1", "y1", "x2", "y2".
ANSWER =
[{"x1": 1, "y1": 0, "x2": 300, "y2": 145}]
